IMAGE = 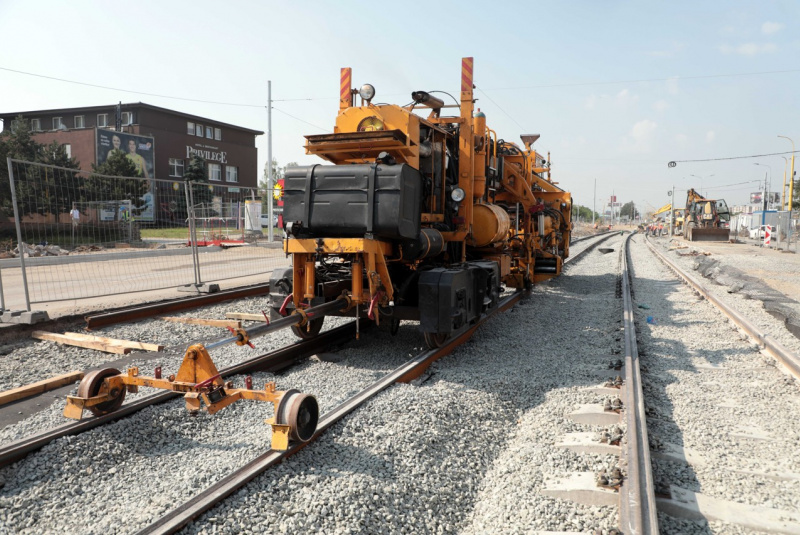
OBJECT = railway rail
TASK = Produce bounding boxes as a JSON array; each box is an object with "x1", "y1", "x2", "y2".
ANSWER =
[
  {"x1": 644, "y1": 235, "x2": 800, "y2": 380},
  {"x1": 131, "y1": 232, "x2": 618, "y2": 534},
  {"x1": 0, "y1": 231, "x2": 663, "y2": 534},
  {"x1": 0, "y1": 323, "x2": 356, "y2": 467}
]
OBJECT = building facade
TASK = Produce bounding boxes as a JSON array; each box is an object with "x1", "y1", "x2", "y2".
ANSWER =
[{"x1": 0, "y1": 102, "x2": 263, "y2": 189}]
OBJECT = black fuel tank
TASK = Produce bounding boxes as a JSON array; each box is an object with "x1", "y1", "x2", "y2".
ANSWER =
[{"x1": 283, "y1": 163, "x2": 422, "y2": 239}]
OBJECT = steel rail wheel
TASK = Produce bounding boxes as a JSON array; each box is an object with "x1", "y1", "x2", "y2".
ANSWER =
[
  {"x1": 275, "y1": 389, "x2": 319, "y2": 443},
  {"x1": 77, "y1": 368, "x2": 126, "y2": 416}
]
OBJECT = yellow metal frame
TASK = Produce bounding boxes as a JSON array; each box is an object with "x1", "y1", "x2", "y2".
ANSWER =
[
  {"x1": 63, "y1": 343, "x2": 297, "y2": 450},
  {"x1": 285, "y1": 238, "x2": 394, "y2": 318}
]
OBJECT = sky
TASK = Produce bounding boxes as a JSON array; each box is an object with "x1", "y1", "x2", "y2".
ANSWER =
[{"x1": 1, "y1": 0, "x2": 798, "y2": 215}]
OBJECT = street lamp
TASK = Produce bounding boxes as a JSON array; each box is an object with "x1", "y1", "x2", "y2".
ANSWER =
[
  {"x1": 689, "y1": 174, "x2": 714, "y2": 197},
  {"x1": 780, "y1": 156, "x2": 789, "y2": 210},
  {"x1": 778, "y1": 135, "x2": 795, "y2": 212}
]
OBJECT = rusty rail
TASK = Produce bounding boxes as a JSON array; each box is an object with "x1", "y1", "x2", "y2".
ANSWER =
[
  {"x1": 620, "y1": 232, "x2": 659, "y2": 533},
  {"x1": 133, "y1": 291, "x2": 524, "y2": 535},
  {"x1": 644, "y1": 236, "x2": 800, "y2": 379},
  {"x1": 84, "y1": 283, "x2": 272, "y2": 329},
  {"x1": 0, "y1": 322, "x2": 357, "y2": 467}
]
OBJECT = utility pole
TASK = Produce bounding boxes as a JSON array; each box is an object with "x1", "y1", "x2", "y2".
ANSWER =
[
  {"x1": 762, "y1": 172, "x2": 768, "y2": 228},
  {"x1": 778, "y1": 135, "x2": 795, "y2": 212},
  {"x1": 267, "y1": 81, "x2": 273, "y2": 243},
  {"x1": 670, "y1": 185, "x2": 676, "y2": 236},
  {"x1": 592, "y1": 179, "x2": 596, "y2": 226}
]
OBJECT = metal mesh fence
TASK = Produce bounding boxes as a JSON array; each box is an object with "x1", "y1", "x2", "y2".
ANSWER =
[
  {"x1": 772, "y1": 211, "x2": 798, "y2": 252},
  {"x1": 2, "y1": 159, "x2": 287, "y2": 308}
]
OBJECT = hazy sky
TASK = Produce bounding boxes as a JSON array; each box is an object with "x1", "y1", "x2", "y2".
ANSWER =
[{"x1": 1, "y1": 0, "x2": 798, "y2": 214}]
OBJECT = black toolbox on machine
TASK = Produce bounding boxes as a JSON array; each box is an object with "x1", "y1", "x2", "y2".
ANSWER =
[{"x1": 283, "y1": 163, "x2": 422, "y2": 239}]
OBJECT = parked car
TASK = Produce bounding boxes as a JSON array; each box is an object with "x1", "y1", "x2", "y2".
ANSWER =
[
  {"x1": 260, "y1": 214, "x2": 279, "y2": 227},
  {"x1": 749, "y1": 225, "x2": 770, "y2": 239}
]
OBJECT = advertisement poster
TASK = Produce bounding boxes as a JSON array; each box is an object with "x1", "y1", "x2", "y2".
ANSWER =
[{"x1": 96, "y1": 129, "x2": 156, "y2": 221}]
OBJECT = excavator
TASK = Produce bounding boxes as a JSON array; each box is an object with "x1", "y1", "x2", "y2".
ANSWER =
[
  {"x1": 683, "y1": 188, "x2": 730, "y2": 241},
  {"x1": 651, "y1": 203, "x2": 685, "y2": 235}
]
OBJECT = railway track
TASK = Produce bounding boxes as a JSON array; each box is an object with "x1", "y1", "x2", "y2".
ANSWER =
[
  {"x1": 128, "y1": 232, "x2": 620, "y2": 534},
  {"x1": 0, "y1": 231, "x2": 678, "y2": 534},
  {"x1": 0, "y1": 323, "x2": 357, "y2": 467},
  {"x1": 529, "y1": 231, "x2": 800, "y2": 533}
]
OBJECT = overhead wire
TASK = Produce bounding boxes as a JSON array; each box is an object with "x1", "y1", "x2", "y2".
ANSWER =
[
  {"x1": 483, "y1": 68, "x2": 800, "y2": 91},
  {"x1": 5, "y1": 65, "x2": 799, "y2": 105},
  {"x1": 668, "y1": 150, "x2": 800, "y2": 165},
  {"x1": 270, "y1": 107, "x2": 329, "y2": 132},
  {"x1": 0, "y1": 66, "x2": 266, "y2": 108}
]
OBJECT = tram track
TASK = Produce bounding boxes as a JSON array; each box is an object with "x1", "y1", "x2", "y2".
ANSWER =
[
  {"x1": 131, "y1": 231, "x2": 618, "y2": 534},
  {"x1": 628, "y1": 233, "x2": 800, "y2": 533},
  {"x1": 1, "y1": 233, "x2": 636, "y2": 529}
]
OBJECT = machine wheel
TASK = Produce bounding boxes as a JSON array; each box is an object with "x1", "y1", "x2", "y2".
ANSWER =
[
  {"x1": 77, "y1": 368, "x2": 126, "y2": 417},
  {"x1": 275, "y1": 389, "x2": 319, "y2": 442},
  {"x1": 291, "y1": 317, "x2": 324, "y2": 340},
  {"x1": 423, "y1": 331, "x2": 449, "y2": 349}
]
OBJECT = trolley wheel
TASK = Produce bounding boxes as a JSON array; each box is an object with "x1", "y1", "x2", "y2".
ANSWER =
[
  {"x1": 77, "y1": 368, "x2": 126, "y2": 416},
  {"x1": 291, "y1": 317, "x2": 324, "y2": 340},
  {"x1": 423, "y1": 331, "x2": 449, "y2": 349},
  {"x1": 275, "y1": 389, "x2": 319, "y2": 442}
]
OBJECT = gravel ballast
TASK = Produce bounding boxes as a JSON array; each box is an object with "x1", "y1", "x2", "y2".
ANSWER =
[
  {"x1": 631, "y1": 235, "x2": 800, "y2": 534},
  {"x1": 7, "y1": 231, "x2": 796, "y2": 534},
  {"x1": 0, "y1": 234, "x2": 628, "y2": 534}
]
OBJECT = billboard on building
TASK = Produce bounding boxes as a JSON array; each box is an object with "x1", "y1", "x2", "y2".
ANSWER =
[
  {"x1": 96, "y1": 129, "x2": 156, "y2": 221},
  {"x1": 749, "y1": 192, "x2": 780, "y2": 204}
]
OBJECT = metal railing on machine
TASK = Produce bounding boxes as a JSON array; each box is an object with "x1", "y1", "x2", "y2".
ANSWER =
[{"x1": 1, "y1": 158, "x2": 287, "y2": 317}]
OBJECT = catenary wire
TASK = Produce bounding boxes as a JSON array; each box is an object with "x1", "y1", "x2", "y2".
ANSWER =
[
  {"x1": 669, "y1": 150, "x2": 800, "y2": 165},
  {"x1": 4, "y1": 65, "x2": 798, "y2": 106}
]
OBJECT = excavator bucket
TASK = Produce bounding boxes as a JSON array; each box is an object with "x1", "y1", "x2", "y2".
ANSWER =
[{"x1": 686, "y1": 227, "x2": 730, "y2": 242}]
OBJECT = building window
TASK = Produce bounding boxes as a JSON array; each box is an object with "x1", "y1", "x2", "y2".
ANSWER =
[
  {"x1": 98, "y1": 113, "x2": 108, "y2": 127},
  {"x1": 214, "y1": 128, "x2": 221, "y2": 141},
  {"x1": 195, "y1": 124, "x2": 203, "y2": 137},
  {"x1": 64, "y1": 144, "x2": 72, "y2": 158},
  {"x1": 187, "y1": 121, "x2": 194, "y2": 135},
  {"x1": 53, "y1": 117, "x2": 64, "y2": 130},
  {"x1": 169, "y1": 158, "x2": 185, "y2": 177},
  {"x1": 205, "y1": 126, "x2": 213, "y2": 139},
  {"x1": 74, "y1": 115, "x2": 85, "y2": 129},
  {"x1": 121, "y1": 111, "x2": 133, "y2": 125},
  {"x1": 30, "y1": 119, "x2": 41, "y2": 131},
  {"x1": 225, "y1": 165, "x2": 238, "y2": 183},
  {"x1": 208, "y1": 163, "x2": 222, "y2": 181}
]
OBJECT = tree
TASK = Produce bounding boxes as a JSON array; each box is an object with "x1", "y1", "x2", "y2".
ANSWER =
[
  {"x1": 619, "y1": 201, "x2": 636, "y2": 219},
  {"x1": 87, "y1": 151, "x2": 149, "y2": 216},
  {"x1": 0, "y1": 115, "x2": 81, "y2": 217},
  {"x1": 572, "y1": 205, "x2": 598, "y2": 222},
  {"x1": 183, "y1": 154, "x2": 215, "y2": 217}
]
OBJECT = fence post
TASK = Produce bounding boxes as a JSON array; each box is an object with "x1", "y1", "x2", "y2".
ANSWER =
[
  {"x1": 0, "y1": 261, "x2": 5, "y2": 313},
  {"x1": 179, "y1": 181, "x2": 218, "y2": 294},
  {"x1": 4, "y1": 158, "x2": 48, "y2": 323},
  {"x1": 7, "y1": 157, "x2": 31, "y2": 312}
]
